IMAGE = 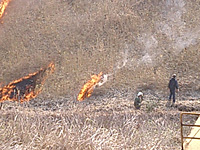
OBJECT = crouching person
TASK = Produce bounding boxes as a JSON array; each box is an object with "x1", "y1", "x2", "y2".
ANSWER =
[{"x1": 134, "y1": 92, "x2": 144, "y2": 109}]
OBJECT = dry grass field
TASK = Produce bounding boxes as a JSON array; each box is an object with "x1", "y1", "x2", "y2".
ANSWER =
[
  {"x1": 0, "y1": 0, "x2": 200, "y2": 97},
  {"x1": 1, "y1": 95, "x2": 199, "y2": 150},
  {"x1": 0, "y1": 0, "x2": 200, "y2": 149}
]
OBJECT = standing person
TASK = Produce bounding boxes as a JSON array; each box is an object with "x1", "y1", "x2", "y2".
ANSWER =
[
  {"x1": 134, "y1": 92, "x2": 144, "y2": 109},
  {"x1": 168, "y1": 74, "x2": 179, "y2": 107}
]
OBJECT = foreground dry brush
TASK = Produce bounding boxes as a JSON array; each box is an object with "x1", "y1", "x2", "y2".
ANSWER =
[{"x1": 0, "y1": 96, "x2": 189, "y2": 150}]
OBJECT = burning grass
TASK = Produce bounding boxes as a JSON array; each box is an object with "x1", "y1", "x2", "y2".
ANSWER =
[
  {"x1": 0, "y1": 0, "x2": 200, "y2": 149},
  {"x1": 77, "y1": 72, "x2": 103, "y2": 101},
  {"x1": 0, "y1": 62, "x2": 55, "y2": 103},
  {"x1": 0, "y1": 0, "x2": 200, "y2": 99},
  {"x1": 0, "y1": 0, "x2": 11, "y2": 19}
]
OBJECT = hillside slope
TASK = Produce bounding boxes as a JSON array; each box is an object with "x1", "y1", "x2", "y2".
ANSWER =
[{"x1": 0, "y1": 0, "x2": 200, "y2": 99}]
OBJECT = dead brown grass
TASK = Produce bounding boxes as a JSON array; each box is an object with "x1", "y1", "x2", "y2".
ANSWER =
[
  {"x1": 0, "y1": 0, "x2": 200, "y2": 98},
  {"x1": 1, "y1": 96, "x2": 193, "y2": 150},
  {"x1": 0, "y1": 1, "x2": 200, "y2": 150}
]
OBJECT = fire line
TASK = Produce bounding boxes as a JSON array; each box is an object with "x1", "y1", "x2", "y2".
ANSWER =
[
  {"x1": 0, "y1": 62, "x2": 55, "y2": 103},
  {"x1": 0, "y1": 0, "x2": 11, "y2": 19},
  {"x1": 77, "y1": 72, "x2": 103, "y2": 101}
]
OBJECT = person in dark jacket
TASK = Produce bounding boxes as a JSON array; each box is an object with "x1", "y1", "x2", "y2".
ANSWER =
[{"x1": 168, "y1": 74, "x2": 179, "y2": 106}]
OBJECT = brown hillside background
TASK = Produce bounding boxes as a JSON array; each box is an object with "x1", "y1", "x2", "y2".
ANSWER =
[{"x1": 0, "y1": 0, "x2": 200, "y2": 99}]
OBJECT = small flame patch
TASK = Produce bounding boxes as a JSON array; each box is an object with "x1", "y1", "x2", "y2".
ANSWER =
[
  {"x1": 0, "y1": 62, "x2": 55, "y2": 103},
  {"x1": 77, "y1": 72, "x2": 103, "y2": 101},
  {"x1": 0, "y1": 0, "x2": 11, "y2": 19}
]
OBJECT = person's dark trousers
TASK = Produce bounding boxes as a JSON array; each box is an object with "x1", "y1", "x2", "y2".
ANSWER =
[{"x1": 169, "y1": 90, "x2": 175, "y2": 103}]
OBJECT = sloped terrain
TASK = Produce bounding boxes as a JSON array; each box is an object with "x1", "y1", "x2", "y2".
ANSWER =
[
  {"x1": 0, "y1": 0, "x2": 200, "y2": 150},
  {"x1": 0, "y1": 0, "x2": 200, "y2": 98}
]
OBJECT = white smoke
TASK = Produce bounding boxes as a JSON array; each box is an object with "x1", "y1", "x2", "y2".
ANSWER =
[
  {"x1": 98, "y1": 47, "x2": 129, "y2": 86},
  {"x1": 98, "y1": 73, "x2": 112, "y2": 87},
  {"x1": 138, "y1": 34, "x2": 158, "y2": 65},
  {"x1": 157, "y1": 0, "x2": 200, "y2": 52},
  {"x1": 140, "y1": 53, "x2": 153, "y2": 64},
  {"x1": 139, "y1": 34, "x2": 158, "y2": 51},
  {"x1": 116, "y1": 48, "x2": 129, "y2": 70}
]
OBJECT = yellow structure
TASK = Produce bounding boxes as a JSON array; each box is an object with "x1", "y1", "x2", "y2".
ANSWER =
[{"x1": 181, "y1": 113, "x2": 200, "y2": 150}]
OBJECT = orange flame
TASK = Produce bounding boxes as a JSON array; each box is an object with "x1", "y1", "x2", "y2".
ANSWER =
[
  {"x1": 77, "y1": 72, "x2": 103, "y2": 101},
  {"x1": 0, "y1": 62, "x2": 55, "y2": 103},
  {"x1": 0, "y1": 0, "x2": 11, "y2": 19}
]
